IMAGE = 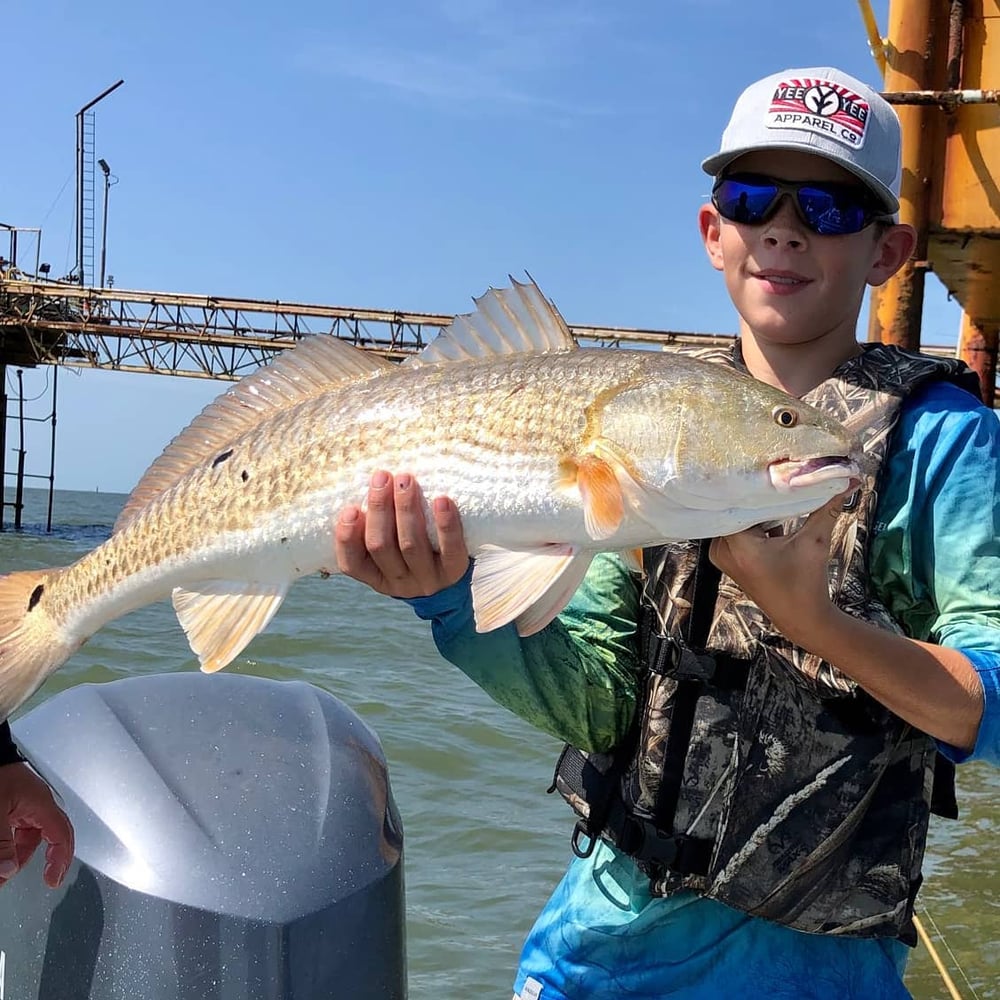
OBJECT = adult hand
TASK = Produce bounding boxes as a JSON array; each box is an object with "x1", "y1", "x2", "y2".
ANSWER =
[
  {"x1": 709, "y1": 492, "x2": 849, "y2": 650},
  {"x1": 335, "y1": 470, "x2": 470, "y2": 599},
  {"x1": 0, "y1": 762, "x2": 74, "y2": 889}
]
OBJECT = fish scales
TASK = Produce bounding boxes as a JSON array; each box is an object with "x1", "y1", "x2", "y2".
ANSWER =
[{"x1": 39, "y1": 351, "x2": 618, "y2": 629}]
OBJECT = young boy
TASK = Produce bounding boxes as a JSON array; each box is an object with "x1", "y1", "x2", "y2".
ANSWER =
[{"x1": 334, "y1": 66, "x2": 1000, "y2": 999}]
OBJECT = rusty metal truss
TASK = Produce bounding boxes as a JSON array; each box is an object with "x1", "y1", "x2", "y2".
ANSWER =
[
  {"x1": 0, "y1": 273, "x2": 973, "y2": 384},
  {"x1": 0, "y1": 276, "x2": 738, "y2": 381}
]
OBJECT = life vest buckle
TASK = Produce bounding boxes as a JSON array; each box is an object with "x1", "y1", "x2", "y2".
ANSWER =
[{"x1": 570, "y1": 821, "x2": 597, "y2": 859}]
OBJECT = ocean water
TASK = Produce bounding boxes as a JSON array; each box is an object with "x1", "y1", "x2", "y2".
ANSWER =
[{"x1": 1, "y1": 487, "x2": 995, "y2": 998}]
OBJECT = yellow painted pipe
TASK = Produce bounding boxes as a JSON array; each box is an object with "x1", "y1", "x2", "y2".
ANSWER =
[
  {"x1": 856, "y1": 0, "x2": 889, "y2": 72},
  {"x1": 867, "y1": 0, "x2": 949, "y2": 349},
  {"x1": 958, "y1": 312, "x2": 999, "y2": 406}
]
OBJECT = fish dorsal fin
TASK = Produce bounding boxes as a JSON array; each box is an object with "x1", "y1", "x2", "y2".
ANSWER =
[
  {"x1": 410, "y1": 277, "x2": 576, "y2": 366},
  {"x1": 172, "y1": 580, "x2": 289, "y2": 673},
  {"x1": 114, "y1": 336, "x2": 395, "y2": 531}
]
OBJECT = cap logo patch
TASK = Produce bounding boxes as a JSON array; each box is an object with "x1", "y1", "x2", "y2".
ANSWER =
[{"x1": 766, "y1": 78, "x2": 870, "y2": 150}]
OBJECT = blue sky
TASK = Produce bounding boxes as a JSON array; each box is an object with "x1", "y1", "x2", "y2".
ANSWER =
[{"x1": 2, "y1": 0, "x2": 963, "y2": 494}]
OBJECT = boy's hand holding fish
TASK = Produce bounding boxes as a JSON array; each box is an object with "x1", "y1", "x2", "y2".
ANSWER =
[{"x1": 335, "y1": 472, "x2": 469, "y2": 599}]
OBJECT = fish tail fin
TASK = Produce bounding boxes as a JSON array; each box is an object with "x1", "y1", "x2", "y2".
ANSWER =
[{"x1": 0, "y1": 567, "x2": 76, "y2": 719}]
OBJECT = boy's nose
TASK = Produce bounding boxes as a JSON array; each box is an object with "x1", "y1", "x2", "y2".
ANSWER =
[{"x1": 760, "y1": 195, "x2": 807, "y2": 249}]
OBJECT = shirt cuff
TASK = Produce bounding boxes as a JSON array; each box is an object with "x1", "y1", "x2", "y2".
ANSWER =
[
  {"x1": 935, "y1": 647, "x2": 1000, "y2": 766},
  {"x1": 400, "y1": 560, "x2": 474, "y2": 622},
  {"x1": 0, "y1": 719, "x2": 25, "y2": 767}
]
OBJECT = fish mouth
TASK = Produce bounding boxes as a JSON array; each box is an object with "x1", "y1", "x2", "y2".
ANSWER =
[{"x1": 768, "y1": 455, "x2": 860, "y2": 492}]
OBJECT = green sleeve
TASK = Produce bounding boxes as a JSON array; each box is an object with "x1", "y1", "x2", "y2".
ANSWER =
[{"x1": 424, "y1": 553, "x2": 642, "y2": 752}]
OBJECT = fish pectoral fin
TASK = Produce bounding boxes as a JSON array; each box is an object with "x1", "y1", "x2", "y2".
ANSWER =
[
  {"x1": 588, "y1": 438, "x2": 697, "y2": 530},
  {"x1": 471, "y1": 544, "x2": 594, "y2": 636},
  {"x1": 172, "y1": 581, "x2": 288, "y2": 674},
  {"x1": 567, "y1": 454, "x2": 625, "y2": 541}
]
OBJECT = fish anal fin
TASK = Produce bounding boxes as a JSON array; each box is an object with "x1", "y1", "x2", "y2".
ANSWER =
[
  {"x1": 470, "y1": 544, "x2": 593, "y2": 635},
  {"x1": 115, "y1": 337, "x2": 394, "y2": 532},
  {"x1": 172, "y1": 580, "x2": 288, "y2": 673}
]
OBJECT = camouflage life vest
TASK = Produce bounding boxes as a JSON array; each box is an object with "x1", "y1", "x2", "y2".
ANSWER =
[{"x1": 552, "y1": 342, "x2": 980, "y2": 944}]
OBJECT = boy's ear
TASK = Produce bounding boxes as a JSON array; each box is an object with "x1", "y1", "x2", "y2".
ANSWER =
[
  {"x1": 699, "y1": 204, "x2": 725, "y2": 272},
  {"x1": 868, "y1": 223, "x2": 918, "y2": 287}
]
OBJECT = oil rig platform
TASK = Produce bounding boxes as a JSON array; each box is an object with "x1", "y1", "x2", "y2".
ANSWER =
[{"x1": 0, "y1": 0, "x2": 997, "y2": 530}]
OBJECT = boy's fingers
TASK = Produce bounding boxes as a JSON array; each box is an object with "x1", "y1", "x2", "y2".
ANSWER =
[
  {"x1": 393, "y1": 475, "x2": 435, "y2": 567},
  {"x1": 362, "y1": 472, "x2": 417, "y2": 584},
  {"x1": 432, "y1": 497, "x2": 471, "y2": 585},
  {"x1": 336, "y1": 472, "x2": 469, "y2": 595},
  {"x1": 334, "y1": 505, "x2": 377, "y2": 582}
]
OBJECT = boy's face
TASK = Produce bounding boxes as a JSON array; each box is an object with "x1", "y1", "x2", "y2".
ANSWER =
[{"x1": 699, "y1": 149, "x2": 914, "y2": 347}]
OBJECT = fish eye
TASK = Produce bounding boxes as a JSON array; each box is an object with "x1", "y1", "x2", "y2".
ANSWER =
[{"x1": 773, "y1": 406, "x2": 799, "y2": 428}]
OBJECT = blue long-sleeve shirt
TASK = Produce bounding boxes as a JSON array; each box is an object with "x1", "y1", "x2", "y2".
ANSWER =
[{"x1": 407, "y1": 380, "x2": 1000, "y2": 999}]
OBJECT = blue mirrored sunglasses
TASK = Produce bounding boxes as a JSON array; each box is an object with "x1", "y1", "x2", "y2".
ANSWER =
[{"x1": 711, "y1": 173, "x2": 891, "y2": 236}]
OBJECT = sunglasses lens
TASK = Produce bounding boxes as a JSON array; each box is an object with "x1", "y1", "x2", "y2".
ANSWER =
[
  {"x1": 714, "y1": 175, "x2": 881, "y2": 235},
  {"x1": 796, "y1": 185, "x2": 872, "y2": 235},
  {"x1": 713, "y1": 178, "x2": 779, "y2": 225}
]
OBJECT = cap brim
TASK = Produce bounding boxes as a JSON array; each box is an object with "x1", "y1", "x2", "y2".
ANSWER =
[{"x1": 701, "y1": 144, "x2": 899, "y2": 216}]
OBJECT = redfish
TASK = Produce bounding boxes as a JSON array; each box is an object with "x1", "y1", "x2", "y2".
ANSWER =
[{"x1": 0, "y1": 279, "x2": 857, "y2": 718}]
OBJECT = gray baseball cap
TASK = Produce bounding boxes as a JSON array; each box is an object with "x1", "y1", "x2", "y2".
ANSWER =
[{"x1": 702, "y1": 67, "x2": 901, "y2": 215}]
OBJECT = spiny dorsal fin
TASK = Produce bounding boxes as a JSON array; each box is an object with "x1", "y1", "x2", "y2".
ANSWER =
[
  {"x1": 114, "y1": 336, "x2": 395, "y2": 531},
  {"x1": 409, "y1": 277, "x2": 576, "y2": 366}
]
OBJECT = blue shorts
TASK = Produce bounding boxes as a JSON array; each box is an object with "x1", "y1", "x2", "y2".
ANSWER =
[{"x1": 512, "y1": 843, "x2": 911, "y2": 1000}]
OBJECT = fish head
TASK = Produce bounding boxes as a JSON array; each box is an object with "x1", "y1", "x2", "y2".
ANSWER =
[{"x1": 593, "y1": 362, "x2": 860, "y2": 532}]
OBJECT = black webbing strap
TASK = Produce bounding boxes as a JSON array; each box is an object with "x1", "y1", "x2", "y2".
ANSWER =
[
  {"x1": 556, "y1": 542, "x2": 737, "y2": 873},
  {"x1": 674, "y1": 649, "x2": 749, "y2": 690},
  {"x1": 602, "y1": 792, "x2": 715, "y2": 873},
  {"x1": 647, "y1": 540, "x2": 722, "y2": 861},
  {"x1": 930, "y1": 753, "x2": 958, "y2": 820}
]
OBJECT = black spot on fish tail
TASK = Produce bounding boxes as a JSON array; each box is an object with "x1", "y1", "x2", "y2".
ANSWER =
[
  {"x1": 241, "y1": 470, "x2": 249, "y2": 482},
  {"x1": 27, "y1": 585, "x2": 44, "y2": 612},
  {"x1": 280, "y1": 537, "x2": 288, "y2": 544},
  {"x1": 212, "y1": 449, "x2": 234, "y2": 468}
]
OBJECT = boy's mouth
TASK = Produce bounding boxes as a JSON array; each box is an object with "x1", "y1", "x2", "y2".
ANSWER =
[
  {"x1": 754, "y1": 269, "x2": 810, "y2": 285},
  {"x1": 753, "y1": 269, "x2": 812, "y2": 294}
]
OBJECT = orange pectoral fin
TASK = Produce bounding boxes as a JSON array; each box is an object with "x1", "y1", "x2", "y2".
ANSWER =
[{"x1": 575, "y1": 454, "x2": 625, "y2": 540}]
